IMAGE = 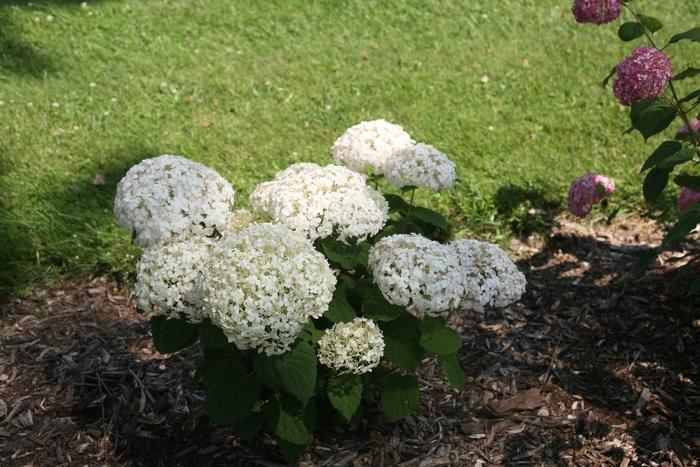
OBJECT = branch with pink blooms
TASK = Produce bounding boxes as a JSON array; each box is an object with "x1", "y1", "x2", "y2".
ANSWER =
[{"x1": 571, "y1": 0, "x2": 700, "y2": 294}]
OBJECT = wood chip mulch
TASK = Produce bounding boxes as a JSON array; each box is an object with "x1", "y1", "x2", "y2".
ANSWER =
[{"x1": 0, "y1": 217, "x2": 698, "y2": 466}]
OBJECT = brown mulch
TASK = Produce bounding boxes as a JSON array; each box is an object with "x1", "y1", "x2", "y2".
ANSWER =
[{"x1": 1, "y1": 217, "x2": 699, "y2": 466}]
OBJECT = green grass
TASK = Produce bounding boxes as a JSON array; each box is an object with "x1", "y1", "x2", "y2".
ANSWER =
[{"x1": 1, "y1": 0, "x2": 698, "y2": 300}]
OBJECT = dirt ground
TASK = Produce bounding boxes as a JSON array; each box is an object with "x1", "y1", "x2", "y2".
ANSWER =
[{"x1": 1, "y1": 217, "x2": 699, "y2": 466}]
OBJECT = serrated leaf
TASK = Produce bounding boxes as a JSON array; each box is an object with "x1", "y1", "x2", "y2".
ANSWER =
[
  {"x1": 361, "y1": 287, "x2": 404, "y2": 322},
  {"x1": 638, "y1": 14, "x2": 662, "y2": 33},
  {"x1": 327, "y1": 373, "x2": 363, "y2": 422},
  {"x1": 199, "y1": 319, "x2": 230, "y2": 349},
  {"x1": 253, "y1": 340, "x2": 317, "y2": 403},
  {"x1": 618, "y1": 22, "x2": 645, "y2": 41},
  {"x1": 439, "y1": 353, "x2": 468, "y2": 389},
  {"x1": 410, "y1": 206, "x2": 448, "y2": 229},
  {"x1": 631, "y1": 99, "x2": 677, "y2": 141},
  {"x1": 675, "y1": 174, "x2": 700, "y2": 191},
  {"x1": 380, "y1": 374, "x2": 420, "y2": 421},
  {"x1": 641, "y1": 141, "x2": 682, "y2": 172},
  {"x1": 380, "y1": 313, "x2": 424, "y2": 372},
  {"x1": 669, "y1": 27, "x2": 700, "y2": 44},
  {"x1": 150, "y1": 315, "x2": 199, "y2": 354},
  {"x1": 419, "y1": 317, "x2": 462, "y2": 355},
  {"x1": 203, "y1": 359, "x2": 261, "y2": 424},
  {"x1": 657, "y1": 147, "x2": 695, "y2": 170},
  {"x1": 672, "y1": 67, "x2": 700, "y2": 82},
  {"x1": 643, "y1": 168, "x2": 670, "y2": 201}
]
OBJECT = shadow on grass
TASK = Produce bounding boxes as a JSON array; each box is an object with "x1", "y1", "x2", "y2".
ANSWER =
[
  {"x1": 0, "y1": 144, "x2": 152, "y2": 303},
  {"x1": 0, "y1": 8, "x2": 56, "y2": 77},
  {"x1": 493, "y1": 183, "x2": 562, "y2": 238}
]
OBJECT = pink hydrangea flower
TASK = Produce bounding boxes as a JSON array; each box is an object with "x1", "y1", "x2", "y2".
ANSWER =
[
  {"x1": 677, "y1": 188, "x2": 700, "y2": 213},
  {"x1": 678, "y1": 119, "x2": 700, "y2": 136},
  {"x1": 568, "y1": 173, "x2": 616, "y2": 218},
  {"x1": 572, "y1": 0, "x2": 622, "y2": 25},
  {"x1": 613, "y1": 47, "x2": 673, "y2": 106}
]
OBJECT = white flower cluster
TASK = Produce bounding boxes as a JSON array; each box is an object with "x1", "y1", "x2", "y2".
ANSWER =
[
  {"x1": 450, "y1": 239, "x2": 526, "y2": 311},
  {"x1": 318, "y1": 318, "x2": 385, "y2": 374},
  {"x1": 249, "y1": 163, "x2": 389, "y2": 243},
  {"x1": 134, "y1": 235, "x2": 214, "y2": 323},
  {"x1": 114, "y1": 155, "x2": 235, "y2": 247},
  {"x1": 201, "y1": 223, "x2": 336, "y2": 356},
  {"x1": 223, "y1": 208, "x2": 256, "y2": 235},
  {"x1": 368, "y1": 234, "x2": 465, "y2": 318},
  {"x1": 385, "y1": 143, "x2": 457, "y2": 190},
  {"x1": 332, "y1": 119, "x2": 414, "y2": 175}
]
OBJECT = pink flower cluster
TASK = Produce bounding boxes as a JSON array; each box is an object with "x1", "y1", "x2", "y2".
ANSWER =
[
  {"x1": 613, "y1": 47, "x2": 673, "y2": 106},
  {"x1": 677, "y1": 188, "x2": 700, "y2": 213},
  {"x1": 678, "y1": 119, "x2": 700, "y2": 137},
  {"x1": 572, "y1": 0, "x2": 622, "y2": 25},
  {"x1": 568, "y1": 173, "x2": 616, "y2": 218}
]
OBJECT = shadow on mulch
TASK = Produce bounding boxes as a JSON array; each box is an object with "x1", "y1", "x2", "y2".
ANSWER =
[{"x1": 1, "y1": 218, "x2": 699, "y2": 466}]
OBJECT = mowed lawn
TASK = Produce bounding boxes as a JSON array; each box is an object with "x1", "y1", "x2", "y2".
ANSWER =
[{"x1": 1, "y1": 0, "x2": 698, "y2": 300}]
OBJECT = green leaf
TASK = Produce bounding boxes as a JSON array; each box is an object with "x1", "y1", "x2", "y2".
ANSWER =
[
  {"x1": 601, "y1": 65, "x2": 617, "y2": 87},
  {"x1": 638, "y1": 14, "x2": 662, "y2": 33},
  {"x1": 327, "y1": 373, "x2": 363, "y2": 422},
  {"x1": 632, "y1": 249, "x2": 658, "y2": 277},
  {"x1": 643, "y1": 168, "x2": 670, "y2": 201},
  {"x1": 687, "y1": 277, "x2": 700, "y2": 296},
  {"x1": 203, "y1": 359, "x2": 261, "y2": 424},
  {"x1": 380, "y1": 314, "x2": 424, "y2": 372},
  {"x1": 630, "y1": 99, "x2": 677, "y2": 141},
  {"x1": 380, "y1": 374, "x2": 420, "y2": 421},
  {"x1": 669, "y1": 27, "x2": 700, "y2": 44},
  {"x1": 231, "y1": 410, "x2": 264, "y2": 441},
  {"x1": 410, "y1": 206, "x2": 448, "y2": 229},
  {"x1": 199, "y1": 319, "x2": 230, "y2": 349},
  {"x1": 361, "y1": 287, "x2": 404, "y2": 322},
  {"x1": 253, "y1": 340, "x2": 317, "y2": 403},
  {"x1": 266, "y1": 396, "x2": 316, "y2": 446},
  {"x1": 300, "y1": 321, "x2": 324, "y2": 344},
  {"x1": 277, "y1": 439, "x2": 308, "y2": 461},
  {"x1": 673, "y1": 67, "x2": 700, "y2": 82},
  {"x1": 663, "y1": 206, "x2": 700, "y2": 246},
  {"x1": 318, "y1": 238, "x2": 370, "y2": 270},
  {"x1": 641, "y1": 141, "x2": 682, "y2": 172},
  {"x1": 675, "y1": 174, "x2": 700, "y2": 191},
  {"x1": 401, "y1": 185, "x2": 419, "y2": 193},
  {"x1": 325, "y1": 281, "x2": 357, "y2": 323},
  {"x1": 150, "y1": 315, "x2": 199, "y2": 354},
  {"x1": 439, "y1": 353, "x2": 468, "y2": 389},
  {"x1": 419, "y1": 317, "x2": 462, "y2": 355},
  {"x1": 384, "y1": 193, "x2": 411, "y2": 213},
  {"x1": 657, "y1": 147, "x2": 695, "y2": 170},
  {"x1": 679, "y1": 89, "x2": 700, "y2": 104},
  {"x1": 618, "y1": 22, "x2": 645, "y2": 41}
]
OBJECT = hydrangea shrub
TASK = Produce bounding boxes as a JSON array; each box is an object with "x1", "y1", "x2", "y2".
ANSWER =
[
  {"x1": 572, "y1": 1, "x2": 700, "y2": 292},
  {"x1": 115, "y1": 122, "x2": 526, "y2": 460}
]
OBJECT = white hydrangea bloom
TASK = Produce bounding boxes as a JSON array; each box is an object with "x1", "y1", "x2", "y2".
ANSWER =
[
  {"x1": 450, "y1": 239, "x2": 526, "y2": 311},
  {"x1": 114, "y1": 155, "x2": 235, "y2": 247},
  {"x1": 222, "y1": 208, "x2": 256, "y2": 235},
  {"x1": 385, "y1": 143, "x2": 457, "y2": 190},
  {"x1": 134, "y1": 235, "x2": 214, "y2": 323},
  {"x1": 249, "y1": 163, "x2": 388, "y2": 243},
  {"x1": 318, "y1": 318, "x2": 385, "y2": 374},
  {"x1": 202, "y1": 223, "x2": 336, "y2": 356},
  {"x1": 332, "y1": 119, "x2": 414, "y2": 175},
  {"x1": 368, "y1": 234, "x2": 464, "y2": 318}
]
